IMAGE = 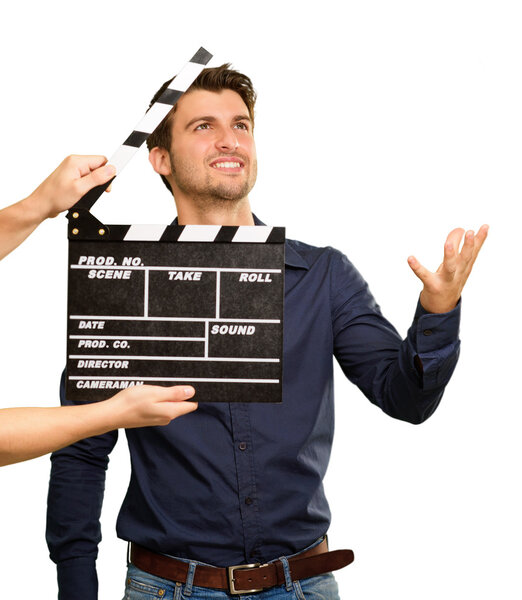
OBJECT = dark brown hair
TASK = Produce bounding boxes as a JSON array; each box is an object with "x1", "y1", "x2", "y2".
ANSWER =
[{"x1": 146, "y1": 63, "x2": 257, "y2": 193}]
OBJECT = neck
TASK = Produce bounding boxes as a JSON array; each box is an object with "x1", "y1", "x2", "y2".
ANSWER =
[{"x1": 174, "y1": 196, "x2": 255, "y2": 226}]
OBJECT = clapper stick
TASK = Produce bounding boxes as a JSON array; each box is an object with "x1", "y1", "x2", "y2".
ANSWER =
[{"x1": 68, "y1": 47, "x2": 212, "y2": 216}]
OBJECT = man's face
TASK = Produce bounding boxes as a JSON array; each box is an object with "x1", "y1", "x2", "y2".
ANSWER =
[{"x1": 166, "y1": 89, "x2": 257, "y2": 204}]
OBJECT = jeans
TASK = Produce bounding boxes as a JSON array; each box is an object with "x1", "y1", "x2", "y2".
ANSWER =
[{"x1": 122, "y1": 540, "x2": 341, "y2": 600}]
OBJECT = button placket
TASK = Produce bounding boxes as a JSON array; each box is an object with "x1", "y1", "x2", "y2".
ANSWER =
[{"x1": 229, "y1": 403, "x2": 263, "y2": 561}]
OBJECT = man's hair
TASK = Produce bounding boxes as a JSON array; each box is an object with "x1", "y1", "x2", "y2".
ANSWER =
[{"x1": 146, "y1": 63, "x2": 257, "y2": 193}]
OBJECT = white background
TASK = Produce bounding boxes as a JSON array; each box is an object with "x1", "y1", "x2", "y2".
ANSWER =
[{"x1": 0, "y1": 1, "x2": 519, "y2": 598}]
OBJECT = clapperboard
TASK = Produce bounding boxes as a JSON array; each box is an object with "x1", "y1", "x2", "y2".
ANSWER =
[{"x1": 65, "y1": 48, "x2": 285, "y2": 403}]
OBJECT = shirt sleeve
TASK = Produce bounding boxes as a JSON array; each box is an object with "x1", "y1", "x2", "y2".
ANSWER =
[
  {"x1": 331, "y1": 250, "x2": 460, "y2": 424},
  {"x1": 46, "y1": 371, "x2": 118, "y2": 600}
]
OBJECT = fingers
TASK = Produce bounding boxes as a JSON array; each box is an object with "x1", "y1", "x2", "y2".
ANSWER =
[
  {"x1": 155, "y1": 385, "x2": 198, "y2": 424},
  {"x1": 441, "y1": 238, "x2": 458, "y2": 280},
  {"x1": 442, "y1": 226, "x2": 489, "y2": 280},
  {"x1": 112, "y1": 384, "x2": 198, "y2": 429},
  {"x1": 462, "y1": 224, "x2": 489, "y2": 274},
  {"x1": 65, "y1": 154, "x2": 109, "y2": 176},
  {"x1": 472, "y1": 224, "x2": 489, "y2": 259},
  {"x1": 168, "y1": 401, "x2": 199, "y2": 419},
  {"x1": 47, "y1": 155, "x2": 116, "y2": 208},
  {"x1": 455, "y1": 224, "x2": 489, "y2": 263},
  {"x1": 459, "y1": 230, "x2": 475, "y2": 264},
  {"x1": 445, "y1": 227, "x2": 465, "y2": 251}
]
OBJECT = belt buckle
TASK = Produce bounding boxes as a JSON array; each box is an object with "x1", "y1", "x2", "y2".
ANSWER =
[{"x1": 227, "y1": 563, "x2": 262, "y2": 595}]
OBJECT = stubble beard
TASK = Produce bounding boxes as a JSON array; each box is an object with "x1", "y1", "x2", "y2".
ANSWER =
[{"x1": 169, "y1": 151, "x2": 257, "y2": 209}]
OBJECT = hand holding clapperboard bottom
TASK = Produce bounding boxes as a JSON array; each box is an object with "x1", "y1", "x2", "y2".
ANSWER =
[{"x1": 47, "y1": 48, "x2": 488, "y2": 600}]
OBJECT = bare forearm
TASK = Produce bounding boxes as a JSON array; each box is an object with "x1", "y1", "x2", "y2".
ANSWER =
[
  {"x1": 0, "y1": 193, "x2": 47, "y2": 260},
  {"x1": 0, "y1": 403, "x2": 118, "y2": 466},
  {"x1": 0, "y1": 384, "x2": 197, "y2": 467}
]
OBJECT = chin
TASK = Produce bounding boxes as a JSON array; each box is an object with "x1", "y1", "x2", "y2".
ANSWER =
[{"x1": 208, "y1": 183, "x2": 253, "y2": 203}]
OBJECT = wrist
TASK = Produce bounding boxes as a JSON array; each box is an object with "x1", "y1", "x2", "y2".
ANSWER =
[
  {"x1": 420, "y1": 290, "x2": 460, "y2": 314},
  {"x1": 95, "y1": 395, "x2": 123, "y2": 433},
  {"x1": 22, "y1": 187, "x2": 54, "y2": 223},
  {"x1": 80, "y1": 397, "x2": 121, "y2": 437}
]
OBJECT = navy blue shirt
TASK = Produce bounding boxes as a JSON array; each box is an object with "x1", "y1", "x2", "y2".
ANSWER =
[{"x1": 46, "y1": 224, "x2": 460, "y2": 599}]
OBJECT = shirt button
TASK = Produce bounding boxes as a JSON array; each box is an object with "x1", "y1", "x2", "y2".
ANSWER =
[
  {"x1": 239, "y1": 442, "x2": 247, "y2": 451},
  {"x1": 423, "y1": 329, "x2": 433, "y2": 336},
  {"x1": 245, "y1": 497, "x2": 253, "y2": 505}
]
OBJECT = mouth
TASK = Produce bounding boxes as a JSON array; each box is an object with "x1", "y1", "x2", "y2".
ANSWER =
[{"x1": 209, "y1": 157, "x2": 245, "y2": 173}]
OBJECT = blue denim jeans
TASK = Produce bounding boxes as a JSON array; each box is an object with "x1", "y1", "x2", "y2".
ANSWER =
[{"x1": 122, "y1": 540, "x2": 340, "y2": 600}]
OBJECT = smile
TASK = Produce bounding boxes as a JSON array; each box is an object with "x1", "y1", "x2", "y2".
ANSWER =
[{"x1": 211, "y1": 161, "x2": 243, "y2": 169}]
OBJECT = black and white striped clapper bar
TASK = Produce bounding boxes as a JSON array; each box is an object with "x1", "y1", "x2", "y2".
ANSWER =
[{"x1": 66, "y1": 48, "x2": 285, "y2": 403}]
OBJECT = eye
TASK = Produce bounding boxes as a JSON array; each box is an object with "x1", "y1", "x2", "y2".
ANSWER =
[
  {"x1": 195, "y1": 123, "x2": 210, "y2": 130},
  {"x1": 234, "y1": 122, "x2": 249, "y2": 131}
]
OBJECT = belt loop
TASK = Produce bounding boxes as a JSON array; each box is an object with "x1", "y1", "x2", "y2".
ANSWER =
[
  {"x1": 184, "y1": 561, "x2": 197, "y2": 597},
  {"x1": 278, "y1": 556, "x2": 293, "y2": 592}
]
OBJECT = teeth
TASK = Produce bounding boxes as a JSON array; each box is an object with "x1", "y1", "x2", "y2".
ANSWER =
[{"x1": 213, "y1": 162, "x2": 241, "y2": 169}]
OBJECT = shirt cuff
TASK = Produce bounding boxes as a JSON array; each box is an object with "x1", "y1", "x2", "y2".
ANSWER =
[
  {"x1": 413, "y1": 297, "x2": 461, "y2": 352},
  {"x1": 57, "y1": 558, "x2": 98, "y2": 600}
]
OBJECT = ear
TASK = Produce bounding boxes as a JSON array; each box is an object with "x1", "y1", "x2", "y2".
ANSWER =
[{"x1": 149, "y1": 147, "x2": 172, "y2": 176}]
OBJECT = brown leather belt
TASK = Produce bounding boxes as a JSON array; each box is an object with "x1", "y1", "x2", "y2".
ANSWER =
[{"x1": 130, "y1": 539, "x2": 354, "y2": 595}]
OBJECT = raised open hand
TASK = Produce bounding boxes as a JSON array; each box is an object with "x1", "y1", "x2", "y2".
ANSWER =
[{"x1": 407, "y1": 225, "x2": 489, "y2": 313}]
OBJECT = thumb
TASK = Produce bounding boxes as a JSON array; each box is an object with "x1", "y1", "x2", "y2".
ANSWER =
[
  {"x1": 76, "y1": 164, "x2": 116, "y2": 196},
  {"x1": 407, "y1": 255, "x2": 430, "y2": 284}
]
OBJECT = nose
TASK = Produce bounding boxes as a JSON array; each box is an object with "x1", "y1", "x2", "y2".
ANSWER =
[{"x1": 215, "y1": 127, "x2": 239, "y2": 152}]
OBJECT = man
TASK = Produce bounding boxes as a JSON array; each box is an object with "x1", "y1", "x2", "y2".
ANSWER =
[
  {"x1": 0, "y1": 155, "x2": 197, "y2": 466},
  {"x1": 46, "y1": 65, "x2": 488, "y2": 600}
]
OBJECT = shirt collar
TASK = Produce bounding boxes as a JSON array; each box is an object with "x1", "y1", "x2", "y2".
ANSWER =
[
  {"x1": 253, "y1": 214, "x2": 309, "y2": 270},
  {"x1": 170, "y1": 215, "x2": 309, "y2": 270}
]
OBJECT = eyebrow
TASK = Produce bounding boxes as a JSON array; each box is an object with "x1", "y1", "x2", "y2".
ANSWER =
[{"x1": 185, "y1": 114, "x2": 252, "y2": 130}]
